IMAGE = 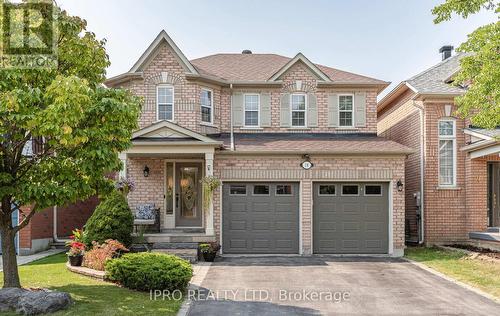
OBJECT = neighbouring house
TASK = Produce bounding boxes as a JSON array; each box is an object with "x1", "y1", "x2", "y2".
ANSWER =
[
  {"x1": 377, "y1": 46, "x2": 500, "y2": 247},
  {"x1": 0, "y1": 138, "x2": 99, "y2": 256},
  {"x1": 105, "y1": 30, "x2": 413, "y2": 257}
]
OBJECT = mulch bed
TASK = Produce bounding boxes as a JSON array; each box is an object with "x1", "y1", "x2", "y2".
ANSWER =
[{"x1": 445, "y1": 244, "x2": 500, "y2": 260}]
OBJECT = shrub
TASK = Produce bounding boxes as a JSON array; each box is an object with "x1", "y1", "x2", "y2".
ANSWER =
[
  {"x1": 105, "y1": 252, "x2": 193, "y2": 292},
  {"x1": 83, "y1": 191, "x2": 134, "y2": 246},
  {"x1": 83, "y1": 239, "x2": 129, "y2": 271}
]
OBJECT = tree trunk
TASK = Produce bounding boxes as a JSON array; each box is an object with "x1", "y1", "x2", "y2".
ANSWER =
[{"x1": 1, "y1": 218, "x2": 21, "y2": 288}]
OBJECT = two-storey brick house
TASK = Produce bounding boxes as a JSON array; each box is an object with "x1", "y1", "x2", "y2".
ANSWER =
[
  {"x1": 378, "y1": 46, "x2": 500, "y2": 247},
  {"x1": 106, "y1": 31, "x2": 413, "y2": 256}
]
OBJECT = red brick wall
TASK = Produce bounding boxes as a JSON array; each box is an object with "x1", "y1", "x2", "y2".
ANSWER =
[{"x1": 57, "y1": 197, "x2": 99, "y2": 237}]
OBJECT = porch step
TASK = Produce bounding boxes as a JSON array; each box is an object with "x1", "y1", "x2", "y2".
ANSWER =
[
  {"x1": 161, "y1": 228, "x2": 205, "y2": 234},
  {"x1": 144, "y1": 233, "x2": 216, "y2": 244},
  {"x1": 50, "y1": 240, "x2": 67, "y2": 250},
  {"x1": 152, "y1": 248, "x2": 198, "y2": 263},
  {"x1": 151, "y1": 242, "x2": 199, "y2": 250},
  {"x1": 487, "y1": 227, "x2": 500, "y2": 233}
]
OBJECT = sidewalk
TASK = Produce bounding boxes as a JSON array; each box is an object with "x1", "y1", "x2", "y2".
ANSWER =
[{"x1": 0, "y1": 248, "x2": 64, "y2": 271}]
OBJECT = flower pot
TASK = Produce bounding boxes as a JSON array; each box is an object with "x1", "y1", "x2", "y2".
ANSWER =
[
  {"x1": 130, "y1": 243, "x2": 150, "y2": 253},
  {"x1": 68, "y1": 255, "x2": 83, "y2": 266},
  {"x1": 202, "y1": 251, "x2": 217, "y2": 262}
]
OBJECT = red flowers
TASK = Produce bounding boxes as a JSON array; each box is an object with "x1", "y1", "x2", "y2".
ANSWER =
[{"x1": 67, "y1": 241, "x2": 86, "y2": 257}]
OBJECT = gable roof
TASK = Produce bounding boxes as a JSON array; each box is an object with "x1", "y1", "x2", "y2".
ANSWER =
[
  {"x1": 268, "y1": 53, "x2": 331, "y2": 82},
  {"x1": 129, "y1": 30, "x2": 198, "y2": 75},
  {"x1": 132, "y1": 120, "x2": 221, "y2": 145},
  {"x1": 378, "y1": 53, "x2": 466, "y2": 111}
]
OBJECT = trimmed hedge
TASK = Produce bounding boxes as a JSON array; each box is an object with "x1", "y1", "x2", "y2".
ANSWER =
[
  {"x1": 105, "y1": 253, "x2": 193, "y2": 292},
  {"x1": 83, "y1": 191, "x2": 133, "y2": 246}
]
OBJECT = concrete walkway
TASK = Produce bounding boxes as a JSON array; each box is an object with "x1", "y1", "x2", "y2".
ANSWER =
[
  {"x1": 188, "y1": 256, "x2": 500, "y2": 316},
  {"x1": 0, "y1": 248, "x2": 64, "y2": 271}
]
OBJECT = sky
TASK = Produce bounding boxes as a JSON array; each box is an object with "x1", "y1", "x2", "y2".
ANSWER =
[{"x1": 57, "y1": 0, "x2": 496, "y2": 98}]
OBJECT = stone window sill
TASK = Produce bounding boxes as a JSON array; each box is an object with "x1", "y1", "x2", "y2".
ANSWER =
[
  {"x1": 240, "y1": 127, "x2": 264, "y2": 130},
  {"x1": 200, "y1": 122, "x2": 217, "y2": 128},
  {"x1": 436, "y1": 186, "x2": 462, "y2": 191}
]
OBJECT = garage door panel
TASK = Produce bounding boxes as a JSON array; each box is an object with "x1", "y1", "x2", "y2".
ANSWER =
[
  {"x1": 314, "y1": 182, "x2": 389, "y2": 254},
  {"x1": 230, "y1": 220, "x2": 247, "y2": 230},
  {"x1": 223, "y1": 182, "x2": 299, "y2": 254}
]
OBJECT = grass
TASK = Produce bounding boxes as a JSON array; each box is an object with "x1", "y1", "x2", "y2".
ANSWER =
[
  {"x1": 405, "y1": 247, "x2": 500, "y2": 298},
  {"x1": 0, "y1": 254, "x2": 183, "y2": 316}
]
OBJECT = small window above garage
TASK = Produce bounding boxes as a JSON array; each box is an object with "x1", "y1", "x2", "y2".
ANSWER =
[
  {"x1": 341, "y1": 185, "x2": 359, "y2": 196},
  {"x1": 229, "y1": 185, "x2": 246, "y2": 195},
  {"x1": 319, "y1": 185, "x2": 336, "y2": 195},
  {"x1": 276, "y1": 185, "x2": 292, "y2": 195},
  {"x1": 365, "y1": 185, "x2": 382, "y2": 196},
  {"x1": 253, "y1": 185, "x2": 270, "y2": 195}
]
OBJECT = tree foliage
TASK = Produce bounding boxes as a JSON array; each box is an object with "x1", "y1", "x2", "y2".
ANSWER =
[
  {"x1": 432, "y1": 0, "x2": 500, "y2": 129},
  {"x1": 0, "y1": 1, "x2": 141, "y2": 287}
]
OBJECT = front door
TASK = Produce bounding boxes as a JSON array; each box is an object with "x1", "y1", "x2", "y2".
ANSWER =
[
  {"x1": 489, "y1": 163, "x2": 500, "y2": 227},
  {"x1": 175, "y1": 163, "x2": 203, "y2": 227}
]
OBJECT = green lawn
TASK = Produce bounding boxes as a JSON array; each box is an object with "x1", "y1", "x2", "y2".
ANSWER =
[
  {"x1": 405, "y1": 247, "x2": 500, "y2": 298},
  {"x1": 0, "y1": 254, "x2": 182, "y2": 316}
]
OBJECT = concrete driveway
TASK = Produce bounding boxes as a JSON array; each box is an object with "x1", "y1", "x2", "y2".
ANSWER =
[{"x1": 188, "y1": 256, "x2": 499, "y2": 316}]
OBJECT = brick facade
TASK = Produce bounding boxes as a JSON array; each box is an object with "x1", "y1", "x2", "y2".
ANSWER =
[{"x1": 379, "y1": 94, "x2": 496, "y2": 244}]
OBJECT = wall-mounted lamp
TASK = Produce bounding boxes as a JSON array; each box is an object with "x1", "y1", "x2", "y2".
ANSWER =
[
  {"x1": 143, "y1": 165, "x2": 150, "y2": 178},
  {"x1": 396, "y1": 180, "x2": 404, "y2": 192}
]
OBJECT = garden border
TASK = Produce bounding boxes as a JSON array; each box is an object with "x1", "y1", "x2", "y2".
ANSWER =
[{"x1": 65, "y1": 262, "x2": 106, "y2": 280}]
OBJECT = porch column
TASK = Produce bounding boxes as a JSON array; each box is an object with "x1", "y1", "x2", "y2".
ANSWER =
[
  {"x1": 118, "y1": 152, "x2": 127, "y2": 179},
  {"x1": 205, "y1": 152, "x2": 215, "y2": 236}
]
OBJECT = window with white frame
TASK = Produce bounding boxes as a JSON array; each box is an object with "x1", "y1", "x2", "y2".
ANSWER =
[
  {"x1": 244, "y1": 94, "x2": 260, "y2": 127},
  {"x1": 200, "y1": 88, "x2": 213, "y2": 123},
  {"x1": 291, "y1": 94, "x2": 306, "y2": 127},
  {"x1": 438, "y1": 120, "x2": 456, "y2": 186},
  {"x1": 339, "y1": 95, "x2": 354, "y2": 127},
  {"x1": 157, "y1": 85, "x2": 174, "y2": 120}
]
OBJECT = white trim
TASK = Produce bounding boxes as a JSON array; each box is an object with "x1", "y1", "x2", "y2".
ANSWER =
[
  {"x1": 469, "y1": 144, "x2": 500, "y2": 159},
  {"x1": 290, "y1": 93, "x2": 307, "y2": 127},
  {"x1": 269, "y1": 53, "x2": 331, "y2": 82},
  {"x1": 338, "y1": 94, "x2": 354, "y2": 128},
  {"x1": 463, "y1": 128, "x2": 495, "y2": 141},
  {"x1": 243, "y1": 93, "x2": 260, "y2": 127},
  {"x1": 129, "y1": 30, "x2": 198, "y2": 74},
  {"x1": 156, "y1": 84, "x2": 174, "y2": 121},
  {"x1": 200, "y1": 87, "x2": 214, "y2": 124},
  {"x1": 438, "y1": 119, "x2": 457, "y2": 187}
]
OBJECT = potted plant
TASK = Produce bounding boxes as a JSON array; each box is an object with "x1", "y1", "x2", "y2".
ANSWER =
[
  {"x1": 130, "y1": 225, "x2": 150, "y2": 253},
  {"x1": 199, "y1": 242, "x2": 221, "y2": 262},
  {"x1": 67, "y1": 241, "x2": 86, "y2": 266},
  {"x1": 115, "y1": 177, "x2": 135, "y2": 196},
  {"x1": 200, "y1": 176, "x2": 221, "y2": 211}
]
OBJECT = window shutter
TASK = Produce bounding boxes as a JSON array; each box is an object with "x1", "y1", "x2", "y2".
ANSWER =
[
  {"x1": 280, "y1": 93, "x2": 291, "y2": 127},
  {"x1": 354, "y1": 92, "x2": 366, "y2": 127},
  {"x1": 328, "y1": 93, "x2": 339, "y2": 127},
  {"x1": 260, "y1": 93, "x2": 271, "y2": 127},
  {"x1": 232, "y1": 92, "x2": 243, "y2": 127},
  {"x1": 307, "y1": 93, "x2": 318, "y2": 127}
]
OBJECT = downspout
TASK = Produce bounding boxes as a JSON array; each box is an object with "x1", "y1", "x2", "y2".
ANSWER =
[
  {"x1": 414, "y1": 101, "x2": 425, "y2": 244},
  {"x1": 229, "y1": 83, "x2": 235, "y2": 151},
  {"x1": 53, "y1": 205, "x2": 63, "y2": 242}
]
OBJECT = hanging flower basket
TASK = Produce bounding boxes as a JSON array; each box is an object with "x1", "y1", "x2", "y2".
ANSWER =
[{"x1": 200, "y1": 176, "x2": 221, "y2": 211}]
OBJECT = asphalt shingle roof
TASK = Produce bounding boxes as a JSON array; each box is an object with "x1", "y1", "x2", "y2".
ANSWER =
[
  {"x1": 211, "y1": 133, "x2": 414, "y2": 154},
  {"x1": 406, "y1": 53, "x2": 466, "y2": 94},
  {"x1": 190, "y1": 53, "x2": 387, "y2": 84}
]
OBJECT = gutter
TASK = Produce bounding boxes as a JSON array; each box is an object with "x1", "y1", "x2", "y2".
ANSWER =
[
  {"x1": 53, "y1": 206, "x2": 64, "y2": 243},
  {"x1": 413, "y1": 101, "x2": 425, "y2": 244}
]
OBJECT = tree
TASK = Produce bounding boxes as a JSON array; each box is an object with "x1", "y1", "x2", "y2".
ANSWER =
[
  {"x1": 0, "y1": 2, "x2": 141, "y2": 287},
  {"x1": 432, "y1": 0, "x2": 500, "y2": 129}
]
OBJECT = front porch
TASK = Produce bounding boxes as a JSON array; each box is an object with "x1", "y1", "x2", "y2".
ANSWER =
[{"x1": 121, "y1": 121, "x2": 223, "y2": 249}]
